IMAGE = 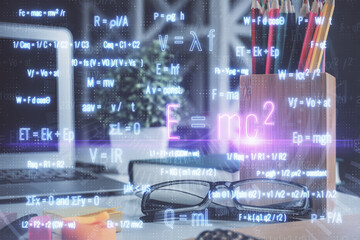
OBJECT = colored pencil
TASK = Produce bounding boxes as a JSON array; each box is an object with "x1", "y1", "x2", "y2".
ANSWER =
[
  {"x1": 309, "y1": 0, "x2": 335, "y2": 72},
  {"x1": 265, "y1": 0, "x2": 280, "y2": 74},
  {"x1": 304, "y1": 0, "x2": 323, "y2": 71},
  {"x1": 287, "y1": 0, "x2": 310, "y2": 72},
  {"x1": 298, "y1": 0, "x2": 319, "y2": 71},
  {"x1": 255, "y1": 0, "x2": 264, "y2": 74},
  {"x1": 260, "y1": 0, "x2": 270, "y2": 74},
  {"x1": 251, "y1": 0, "x2": 263, "y2": 74},
  {"x1": 282, "y1": 0, "x2": 295, "y2": 71},
  {"x1": 249, "y1": 0, "x2": 333, "y2": 74},
  {"x1": 319, "y1": 0, "x2": 324, "y2": 13},
  {"x1": 274, "y1": 0, "x2": 288, "y2": 73}
]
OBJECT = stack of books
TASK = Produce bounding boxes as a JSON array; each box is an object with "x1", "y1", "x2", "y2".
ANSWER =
[{"x1": 129, "y1": 155, "x2": 240, "y2": 186}]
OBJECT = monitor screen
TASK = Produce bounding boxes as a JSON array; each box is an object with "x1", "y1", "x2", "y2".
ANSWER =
[{"x1": 0, "y1": 38, "x2": 58, "y2": 153}]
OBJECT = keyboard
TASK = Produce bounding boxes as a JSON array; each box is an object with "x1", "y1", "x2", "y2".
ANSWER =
[{"x1": 0, "y1": 168, "x2": 97, "y2": 185}]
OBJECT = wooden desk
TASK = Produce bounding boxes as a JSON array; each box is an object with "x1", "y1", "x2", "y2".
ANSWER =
[
  {"x1": 188, "y1": 212, "x2": 360, "y2": 240},
  {"x1": 234, "y1": 214, "x2": 360, "y2": 240},
  {"x1": 1, "y1": 189, "x2": 359, "y2": 240}
]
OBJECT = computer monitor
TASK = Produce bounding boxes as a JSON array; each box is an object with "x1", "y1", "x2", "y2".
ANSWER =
[{"x1": 0, "y1": 22, "x2": 74, "y2": 169}]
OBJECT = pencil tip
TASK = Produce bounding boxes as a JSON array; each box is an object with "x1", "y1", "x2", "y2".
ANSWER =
[
  {"x1": 327, "y1": 0, "x2": 335, "y2": 5},
  {"x1": 311, "y1": 0, "x2": 319, "y2": 12},
  {"x1": 271, "y1": 0, "x2": 279, "y2": 9},
  {"x1": 251, "y1": 0, "x2": 256, "y2": 8}
]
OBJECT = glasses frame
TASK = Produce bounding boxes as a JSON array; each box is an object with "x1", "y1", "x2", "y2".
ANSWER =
[{"x1": 141, "y1": 178, "x2": 310, "y2": 216}]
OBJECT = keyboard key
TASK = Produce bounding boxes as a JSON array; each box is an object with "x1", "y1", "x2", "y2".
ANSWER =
[{"x1": 0, "y1": 168, "x2": 98, "y2": 184}]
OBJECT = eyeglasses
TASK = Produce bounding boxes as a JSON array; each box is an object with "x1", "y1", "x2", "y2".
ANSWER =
[{"x1": 141, "y1": 179, "x2": 310, "y2": 216}]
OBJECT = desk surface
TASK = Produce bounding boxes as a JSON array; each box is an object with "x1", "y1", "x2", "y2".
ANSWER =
[
  {"x1": 1, "y1": 183, "x2": 360, "y2": 240},
  {"x1": 233, "y1": 214, "x2": 360, "y2": 240}
]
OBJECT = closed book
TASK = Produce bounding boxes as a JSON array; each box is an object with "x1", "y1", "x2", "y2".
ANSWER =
[{"x1": 129, "y1": 155, "x2": 240, "y2": 186}]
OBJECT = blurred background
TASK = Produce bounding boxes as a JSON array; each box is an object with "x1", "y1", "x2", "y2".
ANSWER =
[{"x1": 0, "y1": 0, "x2": 359, "y2": 195}]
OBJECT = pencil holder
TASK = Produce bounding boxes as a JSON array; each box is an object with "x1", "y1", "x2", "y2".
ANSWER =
[{"x1": 238, "y1": 72, "x2": 336, "y2": 218}]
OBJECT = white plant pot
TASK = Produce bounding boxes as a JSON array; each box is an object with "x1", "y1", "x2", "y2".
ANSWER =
[{"x1": 109, "y1": 126, "x2": 168, "y2": 174}]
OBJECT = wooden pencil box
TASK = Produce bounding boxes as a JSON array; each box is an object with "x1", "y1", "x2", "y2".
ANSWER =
[{"x1": 238, "y1": 73, "x2": 336, "y2": 218}]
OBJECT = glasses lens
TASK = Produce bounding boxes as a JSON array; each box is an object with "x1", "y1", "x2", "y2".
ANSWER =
[
  {"x1": 233, "y1": 180, "x2": 307, "y2": 210},
  {"x1": 143, "y1": 181, "x2": 210, "y2": 211}
]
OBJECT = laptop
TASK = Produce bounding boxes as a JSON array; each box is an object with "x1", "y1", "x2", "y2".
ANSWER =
[{"x1": 0, "y1": 22, "x2": 124, "y2": 200}]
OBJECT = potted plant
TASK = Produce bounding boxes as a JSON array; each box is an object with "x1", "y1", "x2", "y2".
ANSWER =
[{"x1": 95, "y1": 40, "x2": 186, "y2": 172}]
